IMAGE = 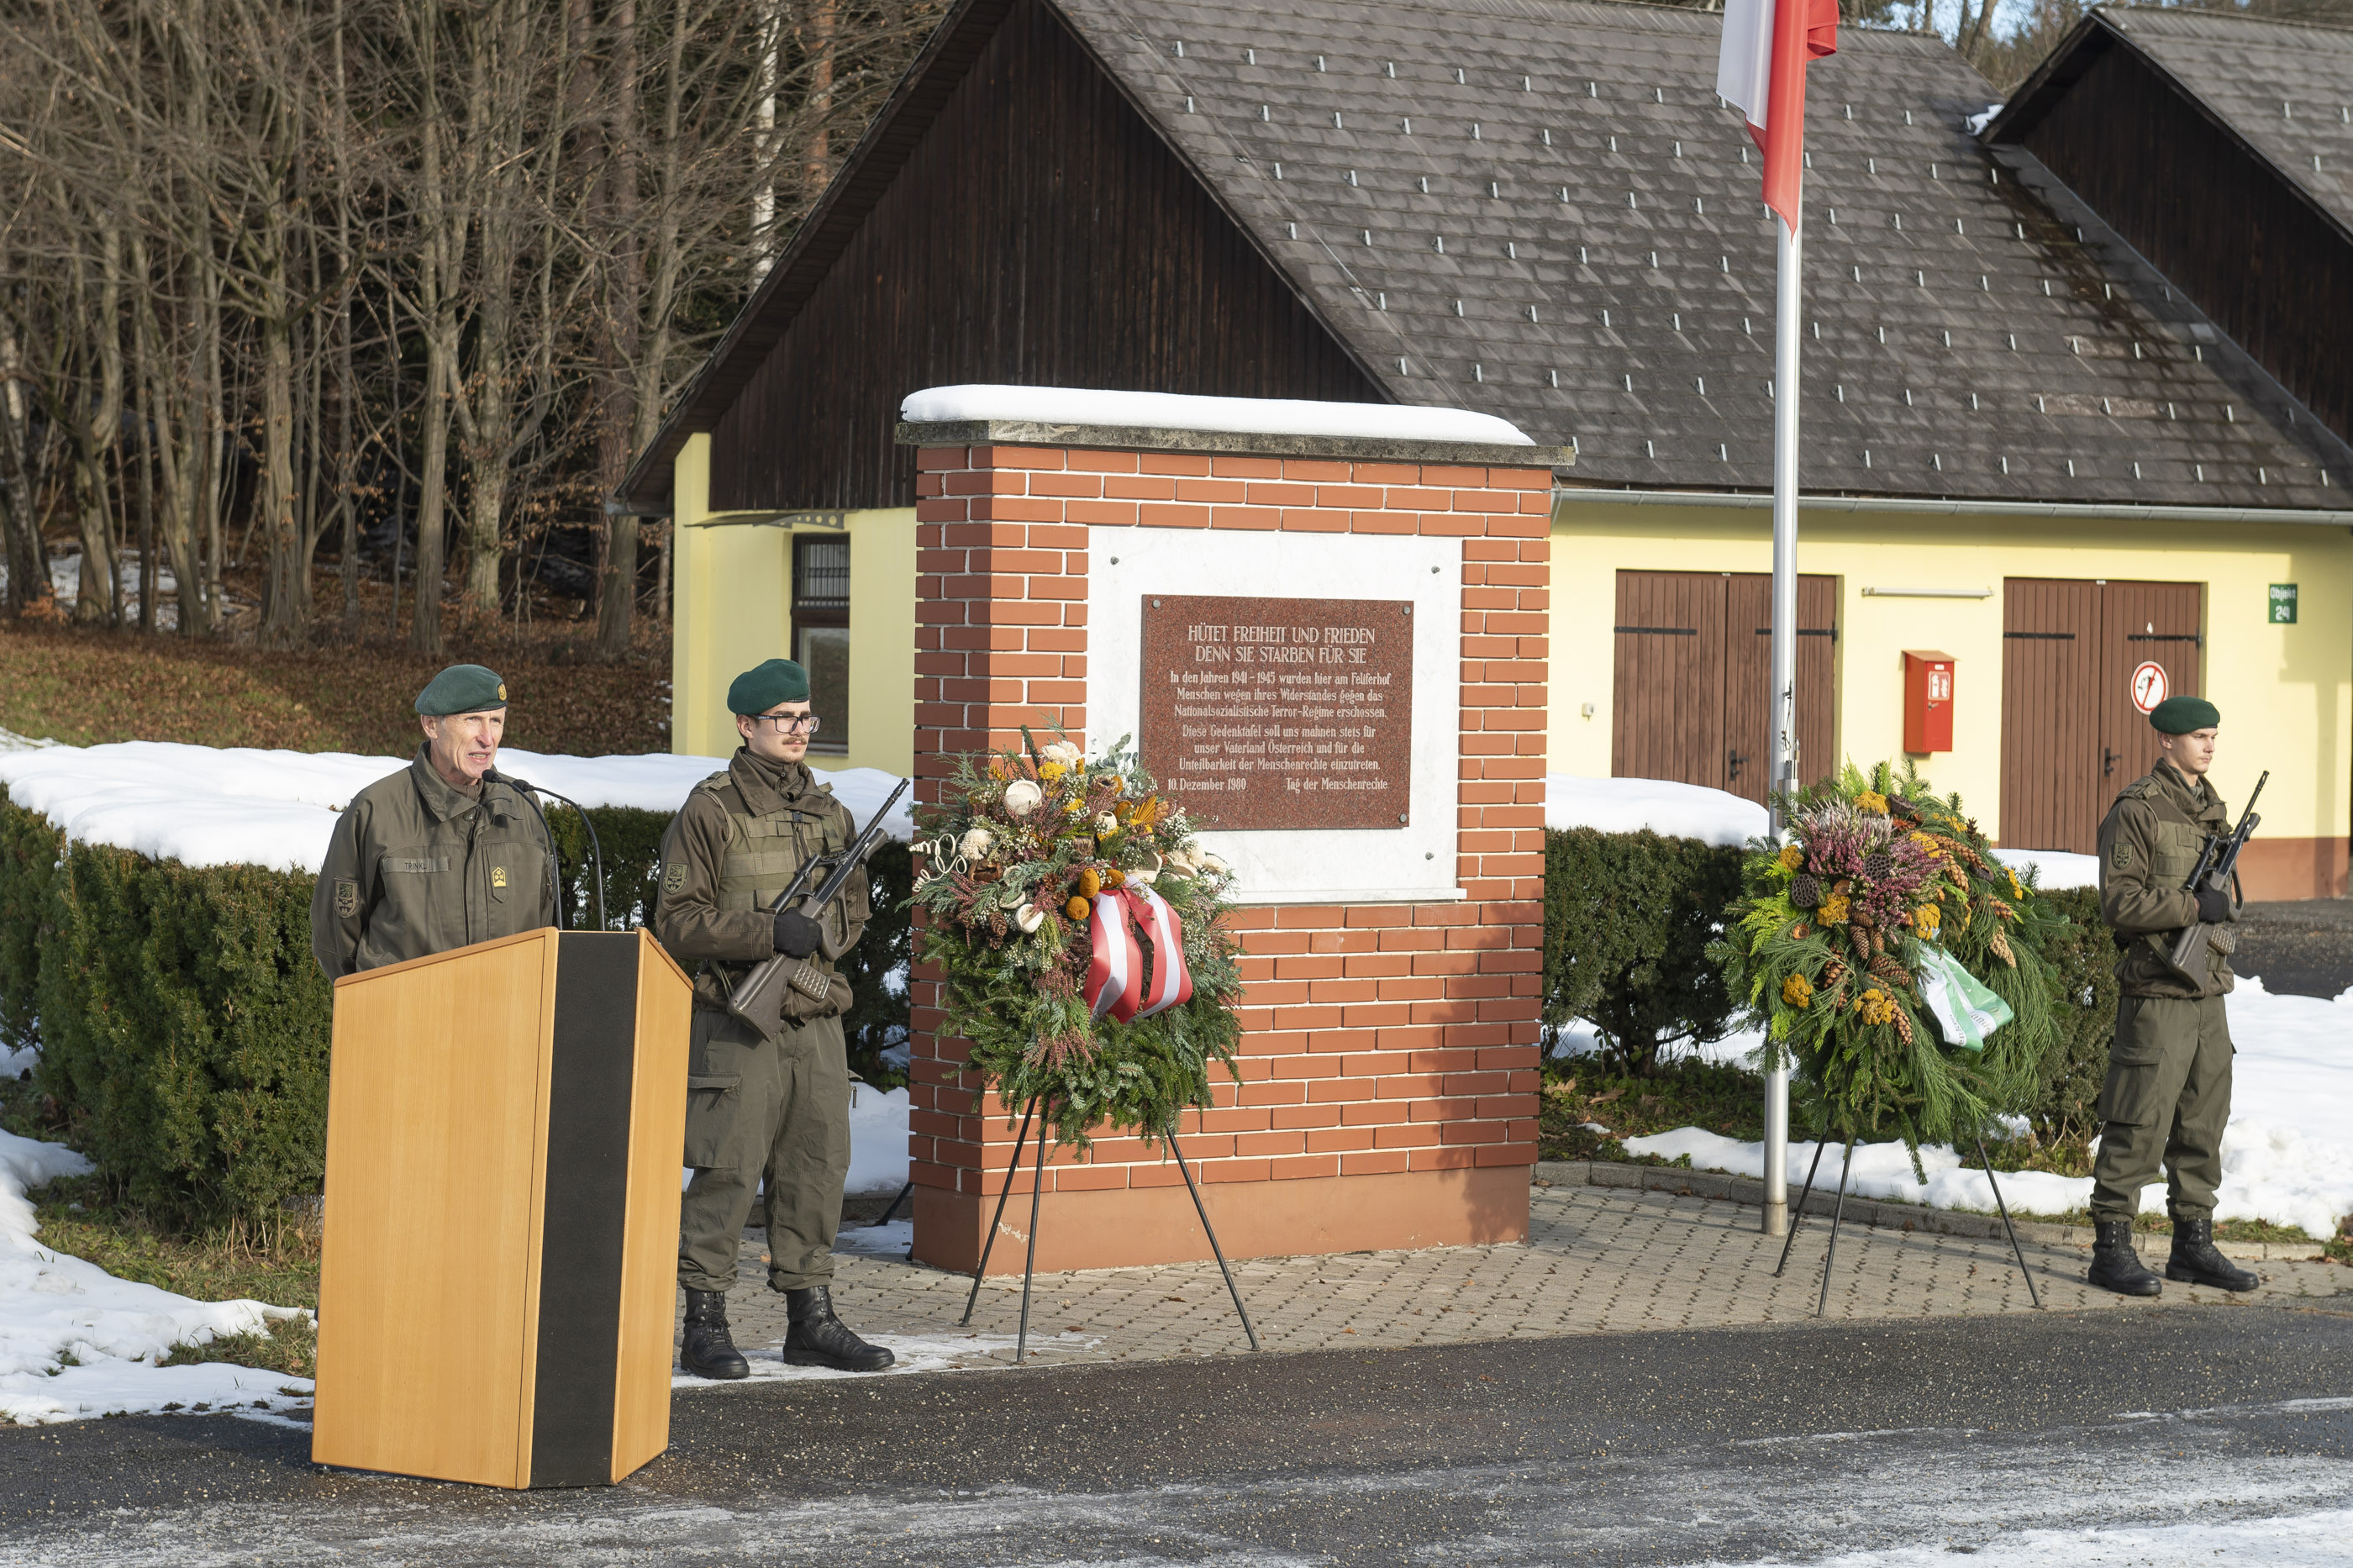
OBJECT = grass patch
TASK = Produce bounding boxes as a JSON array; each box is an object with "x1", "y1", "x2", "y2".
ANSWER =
[
  {"x1": 0, "y1": 618, "x2": 668, "y2": 758},
  {"x1": 159, "y1": 1319, "x2": 317, "y2": 1381},
  {"x1": 1539, "y1": 1053, "x2": 1766, "y2": 1164},
  {"x1": 15, "y1": 1157, "x2": 320, "y2": 1379}
]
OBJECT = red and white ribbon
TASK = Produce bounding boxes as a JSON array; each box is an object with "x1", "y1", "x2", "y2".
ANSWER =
[
  {"x1": 1082, "y1": 885, "x2": 1193, "y2": 1023},
  {"x1": 1085, "y1": 894, "x2": 1143, "y2": 1022},
  {"x1": 1124, "y1": 887, "x2": 1192, "y2": 1019}
]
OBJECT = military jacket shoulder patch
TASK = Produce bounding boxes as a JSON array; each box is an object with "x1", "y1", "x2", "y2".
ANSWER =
[
  {"x1": 661, "y1": 861, "x2": 687, "y2": 896},
  {"x1": 2111, "y1": 841, "x2": 2135, "y2": 869},
  {"x1": 334, "y1": 878, "x2": 360, "y2": 917}
]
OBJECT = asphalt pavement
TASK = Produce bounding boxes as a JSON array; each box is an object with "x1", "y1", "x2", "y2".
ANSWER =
[{"x1": 5, "y1": 1300, "x2": 2350, "y2": 1565}]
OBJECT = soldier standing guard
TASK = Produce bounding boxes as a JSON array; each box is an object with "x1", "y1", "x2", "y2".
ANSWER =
[
  {"x1": 656, "y1": 658, "x2": 893, "y2": 1377},
  {"x1": 2087, "y1": 696, "x2": 2260, "y2": 1297},
  {"x1": 311, "y1": 664, "x2": 560, "y2": 979}
]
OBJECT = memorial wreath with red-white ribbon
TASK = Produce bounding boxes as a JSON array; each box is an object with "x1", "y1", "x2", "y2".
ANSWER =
[{"x1": 910, "y1": 731, "x2": 1245, "y2": 1150}]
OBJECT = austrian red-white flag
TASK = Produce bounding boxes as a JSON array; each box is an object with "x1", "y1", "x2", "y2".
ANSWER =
[{"x1": 1717, "y1": 0, "x2": 1841, "y2": 231}]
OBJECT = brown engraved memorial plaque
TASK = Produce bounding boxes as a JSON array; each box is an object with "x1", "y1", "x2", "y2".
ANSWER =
[{"x1": 1138, "y1": 593, "x2": 1414, "y2": 830}]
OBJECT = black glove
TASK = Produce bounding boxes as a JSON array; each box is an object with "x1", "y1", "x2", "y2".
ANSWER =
[
  {"x1": 774, "y1": 909, "x2": 822, "y2": 957},
  {"x1": 2193, "y1": 882, "x2": 2232, "y2": 925}
]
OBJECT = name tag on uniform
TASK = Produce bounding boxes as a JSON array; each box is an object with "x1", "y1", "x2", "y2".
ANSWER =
[{"x1": 386, "y1": 855, "x2": 451, "y2": 874}]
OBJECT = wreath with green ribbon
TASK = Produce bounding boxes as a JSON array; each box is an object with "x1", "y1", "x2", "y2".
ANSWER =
[
  {"x1": 910, "y1": 731, "x2": 1245, "y2": 1150},
  {"x1": 1711, "y1": 761, "x2": 2068, "y2": 1165}
]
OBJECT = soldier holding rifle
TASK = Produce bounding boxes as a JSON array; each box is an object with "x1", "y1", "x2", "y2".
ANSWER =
[
  {"x1": 656, "y1": 657, "x2": 898, "y2": 1377},
  {"x1": 2088, "y1": 696, "x2": 2261, "y2": 1297}
]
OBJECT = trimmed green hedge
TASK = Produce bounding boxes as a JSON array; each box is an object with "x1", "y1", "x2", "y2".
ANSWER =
[
  {"x1": 2027, "y1": 885, "x2": 2120, "y2": 1145},
  {"x1": 0, "y1": 793, "x2": 916, "y2": 1229},
  {"x1": 1543, "y1": 828, "x2": 1745, "y2": 1076}
]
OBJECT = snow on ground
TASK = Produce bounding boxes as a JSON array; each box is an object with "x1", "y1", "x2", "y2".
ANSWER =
[
  {"x1": 1617, "y1": 976, "x2": 2353, "y2": 1235},
  {"x1": 1698, "y1": 1506, "x2": 2353, "y2": 1568},
  {"x1": 0, "y1": 1127, "x2": 311, "y2": 1426},
  {"x1": 847, "y1": 1086, "x2": 910, "y2": 1195},
  {"x1": 0, "y1": 551, "x2": 190, "y2": 630},
  {"x1": 900, "y1": 384, "x2": 1534, "y2": 445},
  {"x1": 0, "y1": 739, "x2": 913, "y2": 873},
  {"x1": 1545, "y1": 774, "x2": 1767, "y2": 847}
]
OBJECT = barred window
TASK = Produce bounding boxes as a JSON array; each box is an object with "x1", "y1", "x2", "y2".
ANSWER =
[{"x1": 792, "y1": 534, "x2": 850, "y2": 752}]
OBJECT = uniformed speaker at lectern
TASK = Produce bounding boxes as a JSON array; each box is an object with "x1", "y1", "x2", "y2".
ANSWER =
[{"x1": 310, "y1": 663, "x2": 560, "y2": 976}]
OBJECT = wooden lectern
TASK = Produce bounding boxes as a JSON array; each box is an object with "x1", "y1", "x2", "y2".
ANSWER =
[{"x1": 313, "y1": 928, "x2": 692, "y2": 1488}]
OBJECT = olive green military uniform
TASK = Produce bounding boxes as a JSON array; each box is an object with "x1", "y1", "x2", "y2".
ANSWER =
[
  {"x1": 310, "y1": 750, "x2": 559, "y2": 979},
  {"x1": 2090, "y1": 759, "x2": 2237, "y2": 1225},
  {"x1": 656, "y1": 748, "x2": 869, "y2": 1295}
]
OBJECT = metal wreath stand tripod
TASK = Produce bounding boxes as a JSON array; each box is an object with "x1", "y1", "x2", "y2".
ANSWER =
[
  {"x1": 959, "y1": 1097, "x2": 1261, "y2": 1363},
  {"x1": 1772, "y1": 1122, "x2": 2043, "y2": 1316}
]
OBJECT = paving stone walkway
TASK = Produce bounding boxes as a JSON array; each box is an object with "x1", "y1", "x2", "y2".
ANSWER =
[{"x1": 682, "y1": 1169, "x2": 2351, "y2": 1382}]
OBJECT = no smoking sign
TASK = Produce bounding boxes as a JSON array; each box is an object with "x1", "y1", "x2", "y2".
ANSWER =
[{"x1": 2130, "y1": 660, "x2": 2169, "y2": 713}]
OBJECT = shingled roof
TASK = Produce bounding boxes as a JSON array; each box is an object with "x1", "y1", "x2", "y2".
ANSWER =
[{"x1": 623, "y1": 0, "x2": 2347, "y2": 512}]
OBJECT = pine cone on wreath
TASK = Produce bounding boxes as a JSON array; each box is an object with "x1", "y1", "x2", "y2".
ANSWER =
[
  {"x1": 1890, "y1": 1006, "x2": 1915, "y2": 1045},
  {"x1": 1871, "y1": 953, "x2": 1911, "y2": 990},
  {"x1": 1791, "y1": 874, "x2": 1822, "y2": 909},
  {"x1": 1989, "y1": 929, "x2": 2017, "y2": 967}
]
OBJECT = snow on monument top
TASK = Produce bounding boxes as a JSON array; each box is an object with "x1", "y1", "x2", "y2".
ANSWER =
[{"x1": 899, "y1": 385, "x2": 1536, "y2": 447}]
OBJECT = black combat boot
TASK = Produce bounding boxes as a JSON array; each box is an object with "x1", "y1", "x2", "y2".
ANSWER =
[
  {"x1": 2087, "y1": 1219, "x2": 2163, "y2": 1297},
  {"x1": 2166, "y1": 1216, "x2": 2261, "y2": 1292},
  {"x1": 681, "y1": 1288, "x2": 751, "y2": 1380},
  {"x1": 783, "y1": 1285, "x2": 895, "y2": 1372}
]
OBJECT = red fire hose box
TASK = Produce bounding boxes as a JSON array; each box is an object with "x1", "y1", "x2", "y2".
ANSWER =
[{"x1": 1903, "y1": 651, "x2": 1954, "y2": 754}]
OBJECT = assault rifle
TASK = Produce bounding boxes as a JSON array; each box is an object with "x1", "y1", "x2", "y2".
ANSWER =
[
  {"x1": 726, "y1": 777, "x2": 909, "y2": 1034},
  {"x1": 2164, "y1": 769, "x2": 2266, "y2": 992}
]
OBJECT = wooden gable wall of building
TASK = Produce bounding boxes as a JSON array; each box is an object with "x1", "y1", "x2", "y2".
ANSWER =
[
  {"x1": 2002, "y1": 39, "x2": 2353, "y2": 449},
  {"x1": 708, "y1": 0, "x2": 1384, "y2": 513}
]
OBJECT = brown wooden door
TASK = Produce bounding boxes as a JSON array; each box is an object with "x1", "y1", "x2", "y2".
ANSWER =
[
  {"x1": 1724, "y1": 573, "x2": 1840, "y2": 802},
  {"x1": 1999, "y1": 577, "x2": 2202, "y2": 852},
  {"x1": 1612, "y1": 572, "x2": 1724, "y2": 789},
  {"x1": 1612, "y1": 570, "x2": 1838, "y2": 804},
  {"x1": 2099, "y1": 580, "x2": 2203, "y2": 793},
  {"x1": 2001, "y1": 578, "x2": 2103, "y2": 853}
]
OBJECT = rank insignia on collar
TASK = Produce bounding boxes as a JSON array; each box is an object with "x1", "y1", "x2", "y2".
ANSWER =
[
  {"x1": 661, "y1": 861, "x2": 687, "y2": 896},
  {"x1": 334, "y1": 878, "x2": 360, "y2": 917}
]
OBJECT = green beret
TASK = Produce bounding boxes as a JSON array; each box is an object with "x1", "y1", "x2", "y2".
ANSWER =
[
  {"x1": 2150, "y1": 696, "x2": 2220, "y2": 734},
  {"x1": 728, "y1": 658, "x2": 810, "y2": 717},
  {"x1": 414, "y1": 664, "x2": 508, "y2": 717}
]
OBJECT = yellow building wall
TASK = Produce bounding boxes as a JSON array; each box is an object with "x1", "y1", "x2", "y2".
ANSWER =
[
  {"x1": 667, "y1": 433, "x2": 918, "y2": 775},
  {"x1": 1548, "y1": 499, "x2": 2353, "y2": 847}
]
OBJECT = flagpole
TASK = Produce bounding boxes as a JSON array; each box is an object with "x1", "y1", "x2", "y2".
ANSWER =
[{"x1": 1762, "y1": 211, "x2": 1802, "y2": 1239}]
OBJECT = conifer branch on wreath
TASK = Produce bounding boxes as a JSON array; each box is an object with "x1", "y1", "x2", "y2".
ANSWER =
[
  {"x1": 908, "y1": 729, "x2": 1246, "y2": 1153},
  {"x1": 1708, "y1": 760, "x2": 2071, "y2": 1176}
]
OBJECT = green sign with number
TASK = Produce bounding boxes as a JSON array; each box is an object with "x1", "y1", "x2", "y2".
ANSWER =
[{"x1": 2269, "y1": 583, "x2": 2298, "y2": 624}]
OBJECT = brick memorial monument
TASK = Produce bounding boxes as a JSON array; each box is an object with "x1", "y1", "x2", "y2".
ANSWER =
[{"x1": 900, "y1": 390, "x2": 1568, "y2": 1273}]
